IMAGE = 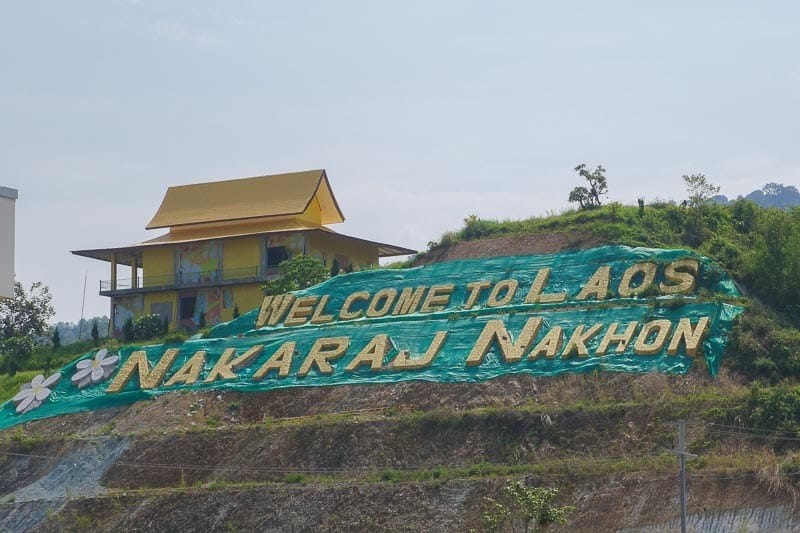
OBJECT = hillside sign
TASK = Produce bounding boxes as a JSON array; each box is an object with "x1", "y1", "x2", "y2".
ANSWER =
[{"x1": 0, "y1": 246, "x2": 743, "y2": 429}]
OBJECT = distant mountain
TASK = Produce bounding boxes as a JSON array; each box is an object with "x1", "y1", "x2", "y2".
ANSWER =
[
  {"x1": 713, "y1": 182, "x2": 800, "y2": 208},
  {"x1": 51, "y1": 316, "x2": 110, "y2": 345}
]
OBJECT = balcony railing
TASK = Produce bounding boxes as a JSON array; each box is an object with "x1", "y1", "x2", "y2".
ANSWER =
[{"x1": 100, "y1": 265, "x2": 276, "y2": 293}]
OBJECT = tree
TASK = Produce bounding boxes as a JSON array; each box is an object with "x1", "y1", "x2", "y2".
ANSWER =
[
  {"x1": 683, "y1": 173, "x2": 720, "y2": 208},
  {"x1": 91, "y1": 319, "x2": 100, "y2": 346},
  {"x1": 122, "y1": 317, "x2": 134, "y2": 342},
  {"x1": 0, "y1": 336, "x2": 34, "y2": 376},
  {"x1": 329, "y1": 258, "x2": 341, "y2": 278},
  {"x1": 0, "y1": 282, "x2": 55, "y2": 376},
  {"x1": 568, "y1": 164, "x2": 608, "y2": 209},
  {"x1": 482, "y1": 481, "x2": 573, "y2": 532},
  {"x1": 264, "y1": 255, "x2": 329, "y2": 296},
  {"x1": 0, "y1": 281, "x2": 55, "y2": 340},
  {"x1": 51, "y1": 327, "x2": 61, "y2": 351}
]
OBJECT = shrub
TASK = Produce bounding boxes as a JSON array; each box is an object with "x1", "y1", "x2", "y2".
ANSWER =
[{"x1": 132, "y1": 314, "x2": 164, "y2": 341}]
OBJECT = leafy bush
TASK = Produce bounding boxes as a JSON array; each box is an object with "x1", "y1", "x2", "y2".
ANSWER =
[
  {"x1": 714, "y1": 383, "x2": 800, "y2": 435},
  {"x1": 725, "y1": 308, "x2": 800, "y2": 381},
  {"x1": 263, "y1": 255, "x2": 328, "y2": 296},
  {"x1": 133, "y1": 314, "x2": 164, "y2": 341}
]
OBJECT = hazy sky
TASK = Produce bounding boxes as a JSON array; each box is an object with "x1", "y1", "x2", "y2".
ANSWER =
[{"x1": 2, "y1": 1, "x2": 798, "y2": 323}]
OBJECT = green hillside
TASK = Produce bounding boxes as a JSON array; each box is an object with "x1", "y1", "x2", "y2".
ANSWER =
[{"x1": 2, "y1": 198, "x2": 800, "y2": 531}]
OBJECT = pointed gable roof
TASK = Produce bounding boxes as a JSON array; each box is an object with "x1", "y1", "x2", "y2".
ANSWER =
[{"x1": 145, "y1": 169, "x2": 344, "y2": 230}]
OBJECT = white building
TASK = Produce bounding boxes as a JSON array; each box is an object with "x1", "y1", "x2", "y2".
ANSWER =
[{"x1": 0, "y1": 186, "x2": 17, "y2": 299}]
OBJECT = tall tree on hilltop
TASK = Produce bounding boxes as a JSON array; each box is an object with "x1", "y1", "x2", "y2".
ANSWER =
[
  {"x1": 569, "y1": 164, "x2": 608, "y2": 209},
  {"x1": 683, "y1": 173, "x2": 720, "y2": 208}
]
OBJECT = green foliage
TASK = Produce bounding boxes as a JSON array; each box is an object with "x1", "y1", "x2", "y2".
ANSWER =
[
  {"x1": 0, "y1": 337, "x2": 34, "y2": 376},
  {"x1": 163, "y1": 331, "x2": 188, "y2": 344},
  {"x1": 482, "y1": 481, "x2": 573, "y2": 532},
  {"x1": 90, "y1": 319, "x2": 99, "y2": 346},
  {"x1": 124, "y1": 314, "x2": 164, "y2": 341},
  {"x1": 263, "y1": 255, "x2": 329, "y2": 296},
  {"x1": 122, "y1": 317, "x2": 134, "y2": 343},
  {"x1": 51, "y1": 316, "x2": 109, "y2": 345},
  {"x1": 424, "y1": 201, "x2": 800, "y2": 321},
  {"x1": 0, "y1": 371, "x2": 40, "y2": 403},
  {"x1": 742, "y1": 208, "x2": 800, "y2": 314},
  {"x1": 726, "y1": 307, "x2": 800, "y2": 381},
  {"x1": 569, "y1": 163, "x2": 608, "y2": 209},
  {"x1": 713, "y1": 383, "x2": 800, "y2": 435},
  {"x1": 683, "y1": 173, "x2": 720, "y2": 208},
  {"x1": 0, "y1": 281, "x2": 54, "y2": 341},
  {"x1": 329, "y1": 258, "x2": 340, "y2": 278},
  {"x1": 51, "y1": 327, "x2": 61, "y2": 351}
]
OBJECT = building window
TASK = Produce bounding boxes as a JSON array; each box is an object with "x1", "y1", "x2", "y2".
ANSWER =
[
  {"x1": 267, "y1": 245, "x2": 289, "y2": 267},
  {"x1": 180, "y1": 297, "x2": 197, "y2": 320}
]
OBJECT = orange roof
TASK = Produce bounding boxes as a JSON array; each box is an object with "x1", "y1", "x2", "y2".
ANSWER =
[{"x1": 145, "y1": 169, "x2": 344, "y2": 230}]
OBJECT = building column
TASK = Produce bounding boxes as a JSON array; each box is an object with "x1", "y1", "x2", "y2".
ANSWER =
[
  {"x1": 131, "y1": 254, "x2": 138, "y2": 289},
  {"x1": 109, "y1": 298, "x2": 115, "y2": 338},
  {"x1": 110, "y1": 252, "x2": 117, "y2": 290}
]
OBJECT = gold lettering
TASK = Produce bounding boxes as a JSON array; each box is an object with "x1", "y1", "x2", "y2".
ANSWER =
[
  {"x1": 596, "y1": 322, "x2": 638, "y2": 355},
  {"x1": 165, "y1": 351, "x2": 207, "y2": 386},
  {"x1": 204, "y1": 345, "x2": 264, "y2": 382},
  {"x1": 393, "y1": 286, "x2": 427, "y2": 315},
  {"x1": 366, "y1": 289, "x2": 398, "y2": 318},
  {"x1": 659, "y1": 259, "x2": 699, "y2": 295},
  {"x1": 528, "y1": 327, "x2": 563, "y2": 359},
  {"x1": 575, "y1": 266, "x2": 611, "y2": 300},
  {"x1": 106, "y1": 348, "x2": 179, "y2": 393},
  {"x1": 310, "y1": 295, "x2": 335, "y2": 324},
  {"x1": 345, "y1": 334, "x2": 390, "y2": 371},
  {"x1": 486, "y1": 279, "x2": 519, "y2": 307},
  {"x1": 464, "y1": 281, "x2": 491, "y2": 310},
  {"x1": 561, "y1": 324, "x2": 604, "y2": 358},
  {"x1": 420, "y1": 284, "x2": 455, "y2": 313},
  {"x1": 634, "y1": 319, "x2": 672, "y2": 355},
  {"x1": 524, "y1": 268, "x2": 567, "y2": 304},
  {"x1": 297, "y1": 337, "x2": 350, "y2": 377},
  {"x1": 256, "y1": 294, "x2": 295, "y2": 328},
  {"x1": 340, "y1": 291, "x2": 370, "y2": 320},
  {"x1": 284, "y1": 296, "x2": 319, "y2": 326},
  {"x1": 252, "y1": 342, "x2": 296, "y2": 380},
  {"x1": 393, "y1": 332, "x2": 448, "y2": 370},
  {"x1": 466, "y1": 317, "x2": 542, "y2": 366},
  {"x1": 667, "y1": 317, "x2": 709, "y2": 356},
  {"x1": 618, "y1": 262, "x2": 657, "y2": 298}
]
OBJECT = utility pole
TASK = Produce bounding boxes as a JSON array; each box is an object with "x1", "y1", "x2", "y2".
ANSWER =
[{"x1": 672, "y1": 419, "x2": 697, "y2": 533}]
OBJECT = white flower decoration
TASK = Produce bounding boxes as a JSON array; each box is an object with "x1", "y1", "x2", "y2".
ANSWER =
[
  {"x1": 71, "y1": 348, "x2": 119, "y2": 389},
  {"x1": 13, "y1": 373, "x2": 61, "y2": 414}
]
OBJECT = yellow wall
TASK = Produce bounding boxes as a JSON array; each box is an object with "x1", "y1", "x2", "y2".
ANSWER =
[
  {"x1": 222, "y1": 236, "x2": 261, "y2": 279},
  {"x1": 219, "y1": 282, "x2": 264, "y2": 322},
  {"x1": 143, "y1": 291, "x2": 178, "y2": 323},
  {"x1": 307, "y1": 232, "x2": 377, "y2": 269},
  {"x1": 142, "y1": 247, "x2": 174, "y2": 286},
  {"x1": 124, "y1": 231, "x2": 378, "y2": 332}
]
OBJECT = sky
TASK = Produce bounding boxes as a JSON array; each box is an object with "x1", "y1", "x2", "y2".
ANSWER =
[{"x1": 1, "y1": 1, "x2": 798, "y2": 323}]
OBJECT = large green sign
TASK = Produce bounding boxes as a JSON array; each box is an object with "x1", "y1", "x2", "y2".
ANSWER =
[{"x1": 0, "y1": 246, "x2": 743, "y2": 429}]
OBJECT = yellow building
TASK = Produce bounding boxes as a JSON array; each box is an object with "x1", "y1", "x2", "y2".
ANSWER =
[{"x1": 73, "y1": 170, "x2": 414, "y2": 336}]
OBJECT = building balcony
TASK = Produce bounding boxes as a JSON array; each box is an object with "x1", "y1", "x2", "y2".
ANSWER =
[{"x1": 99, "y1": 265, "x2": 279, "y2": 296}]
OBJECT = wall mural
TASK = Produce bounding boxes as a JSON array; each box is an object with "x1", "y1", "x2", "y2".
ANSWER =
[
  {"x1": 112, "y1": 295, "x2": 143, "y2": 336},
  {"x1": 178, "y1": 241, "x2": 221, "y2": 283}
]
